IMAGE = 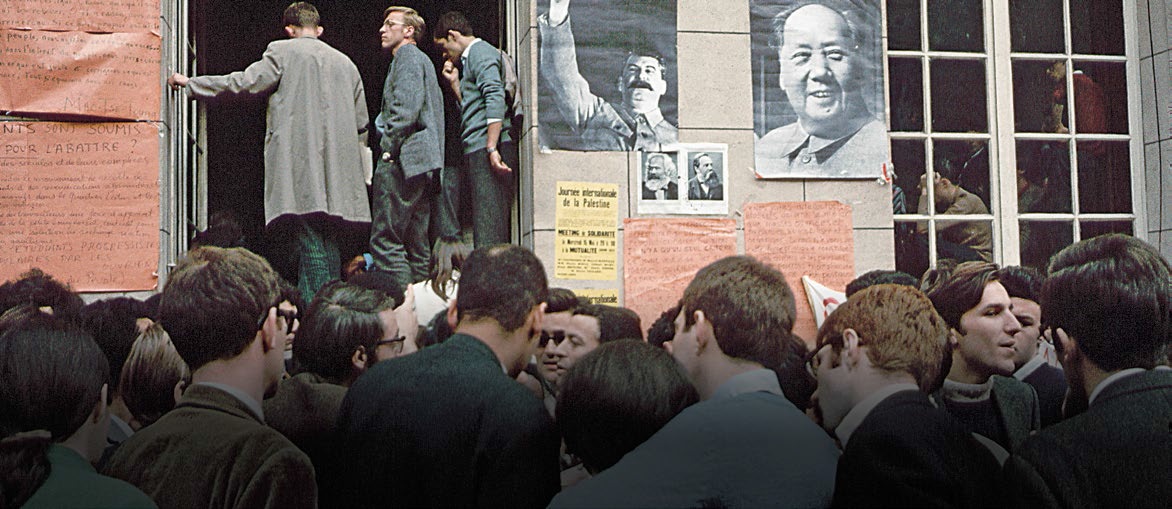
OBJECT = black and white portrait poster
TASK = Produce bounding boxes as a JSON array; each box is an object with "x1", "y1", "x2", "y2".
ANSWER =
[
  {"x1": 637, "y1": 143, "x2": 728, "y2": 215},
  {"x1": 751, "y1": 0, "x2": 889, "y2": 179},
  {"x1": 537, "y1": 0, "x2": 678, "y2": 152}
]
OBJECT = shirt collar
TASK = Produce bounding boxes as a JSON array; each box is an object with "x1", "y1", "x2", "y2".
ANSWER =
[
  {"x1": 835, "y1": 383, "x2": 919, "y2": 447},
  {"x1": 941, "y1": 377, "x2": 994, "y2": 402},
  {"x1": 461, "y1": 38, "x2": 482, "y2": 61},
  {"x1": 194, "y1": 382, "x2": 265, "y2": 422},
  {"x1": 710, "y1": 369, "x2": 782, "y2": 401},
  {"x1": 1013, "y1": 354, "x2": 1047, "y2": 381},
  {"x1": 1088, "y1": 367, "x2": 1147, "y2": 405},
  {"x1": 772, "y1": 120, "x2": 869, "y2": 158}
]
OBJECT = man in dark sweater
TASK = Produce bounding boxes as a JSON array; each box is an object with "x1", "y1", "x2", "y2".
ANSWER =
[
  {"x1": 336, "y1": 244, "x2": 560, "y2": 508},
  {"x1": 998, "y1": 265, "x2": 1067, "y2": 427}
]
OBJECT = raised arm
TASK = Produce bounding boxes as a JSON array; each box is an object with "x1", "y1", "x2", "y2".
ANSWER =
[{"x1": 538, "y1": 0, "x2": 608, "y2": 132}]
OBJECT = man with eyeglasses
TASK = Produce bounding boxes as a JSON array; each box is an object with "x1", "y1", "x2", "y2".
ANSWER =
[
  {"x1": 369, "y1": 5, "x2": 446, "y2": 289},
  {"x1": 808, "y1": 284, "x2": 1003, "y2": 507},
  {"x1": 103, "y1": 247, "x2": 315, "y2": 508},
  {"x1": 1004, "y1": 234, "x2": 1172, "y2": 507}
]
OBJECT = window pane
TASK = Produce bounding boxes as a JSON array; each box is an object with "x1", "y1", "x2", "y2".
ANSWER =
[
  {"x1": 1013, "y1": 60, "x2": 1059, "y2": 133},
  {"x1": 1009, "y1": 0, "x2": 1064, "y2": 53},
  {"x1": 936, "y1": 218, "x2": 994, "y2": 264},
  {"x1": 887, "y1": 0, "x2": 921, "y2": 51},
  {"x1": 895, "y1": 220, "x2": 929, "y2": 279},
  {"x1": 1017, "y1": 140, "x2": 1072, "y2": 213},
  {"x1": 1070, "y1": 61, "x2": 1126, "y2": 135},
  {"x1": 931, "y1": 60, "x2": 987, "y2": 132},
  {"x1": 1070, "y1": 0, "x2": 1124, "y2": 55},
  {"x1": 936, "y1": 139, "x2": 990, "y2": 209},
  {"x1": 928, "y1": 0, "x2": 984, "y2": 52},
  {"x1": 1019, "y1": 219, "x2": 1073, "y2": 271},
  {"x1": 889, "y1": 58, "x2": 924, "y2": 132},
  {"x1": 1080, "y1": 221, "x2": 1134, "y2": 239},
  {"x1": 892, "y1": 139, "x2": 926, "y2": 215},
  {"x1": 1077, "y1": 141, "x2": 1131, "y2": 214}
]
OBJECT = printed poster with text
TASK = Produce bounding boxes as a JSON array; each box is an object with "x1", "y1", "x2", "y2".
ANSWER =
[
  {"x1": 0, "y1": 0, "x2": 161, "y2": 120},
  {"x1": 0, "y1": 122, "x2": 160, "y2": 291},
  {"x1": 744, "y1": 201, "x2": 855, "y2": 346},
  {"x1": 622, "y1": 218, "x2": 737, "y2": 330},
  {"x1": 575, "y1": 288, "x2": 620, "y2": 306},
  {"x1": 555, "y1": 181, "x2": 618, "y2": 280}
]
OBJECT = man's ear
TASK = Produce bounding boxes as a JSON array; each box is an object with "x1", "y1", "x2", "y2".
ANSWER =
[
  {"x1": 259, "y1": 308, "x2": 279, "y2": 353},
  {"x1": 948, "y1": 328, "x2": 961, "y2": 347},
  {"x1": 93, "y1": 383, "x2": 109, "y2": 422},
  {"x1": 1054, "y1": 328, "x2": 1079, "y2": 365},
  {"x1": 315, "y1": 26, "x2": 324, "y2": 37},
  {"x1": 284, "y1": 25, "x2": 297, "y2": 38},
  {"x1": 842, "y1": 328, "x2": 862, "y2": 368},
  {"x1": 693, "y1": 310, "x2": 711, "y2": 353},
  {"x1": 352, "y1": 346, "x2": 369, "y2": 371},
  {"x1": 446, "y1": 299, "x2": 459, "y2": 330}
]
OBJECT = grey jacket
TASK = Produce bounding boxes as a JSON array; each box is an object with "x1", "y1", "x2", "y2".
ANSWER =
[{"x1": 378, "y1": 42, "x2": 444, "y2": 179}]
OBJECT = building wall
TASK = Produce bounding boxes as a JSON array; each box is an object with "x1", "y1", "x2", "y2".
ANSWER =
[
  {"x1": 513, "y1": 0, "x2": 894, "y2": 298},
  {"x1": 1139, "y1": 0, "x2": 1172, "y2": 258}
]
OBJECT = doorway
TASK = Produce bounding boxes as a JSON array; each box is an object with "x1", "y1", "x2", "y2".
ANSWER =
[{"x1": 190, "y1": 0, "x2": 504, "y2": 282}]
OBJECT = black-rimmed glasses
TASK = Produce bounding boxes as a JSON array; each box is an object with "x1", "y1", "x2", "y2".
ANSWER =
[
  {"x1": 377, "y1": 336, "x2": 407, "y2": 356},
  {"x1": 539, "y1": 330, "x2": 565, "y2": 348}
]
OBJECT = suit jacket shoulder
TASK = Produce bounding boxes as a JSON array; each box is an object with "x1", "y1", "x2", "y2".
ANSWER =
[
  {"x1": 104, "y1": 384, "x2": 316, "y2": 509},
  {"x1": 1005, "y1": 370, "x2": 1172, "y2": 509},
  {"x1": 993, "y1": 375, "x2": 1041, "y2": 451}
]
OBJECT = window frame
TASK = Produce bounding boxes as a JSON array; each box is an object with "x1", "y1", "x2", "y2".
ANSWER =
[{"x1": 886, "y1": 0, "x2": 1148, "y2": 269}]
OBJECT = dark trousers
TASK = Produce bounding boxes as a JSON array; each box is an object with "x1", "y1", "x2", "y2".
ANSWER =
[
  {"x1": 430, "y1": 164, "x2": 463, "y2": 241},
  {"x1": 464, "y1": 142, "x2": 517, "y2": 248},
  {"x1": 369, "y1": 159, "x2": 432, "y2": 287},
  {"x1": 295, "y1": 214, "x2": 340, "y2": 305}
]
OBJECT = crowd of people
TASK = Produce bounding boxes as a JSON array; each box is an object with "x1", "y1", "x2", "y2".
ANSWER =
[{"x1": 0, "y1": 231, "x2": 1168, "y2": 508}]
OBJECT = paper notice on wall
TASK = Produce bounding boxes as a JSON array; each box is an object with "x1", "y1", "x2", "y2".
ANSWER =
[
  {"x1": 744, "y1": 201, "x2": 855, "y2": 347},
  {"x1": 575, "y1": 288, "x2": 620, "y2": 306},
  {"x1": 0, "y1": 30, "x2": 161, "y2": 120},
  {"x1": 0, "y1": 0, "x2": 159, "y2": 32},
  {"x1": 622, "y1": 217, "x2": 737, "y2": 331},
  {"x1": 0, "y1": 121, "x2": 159, "y2": 291},
  {"x1": 555, "y1": 181, "x2": 619, "y2": 280}
]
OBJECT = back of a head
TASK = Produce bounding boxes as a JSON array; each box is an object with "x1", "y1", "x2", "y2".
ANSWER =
[
  {"x1": 119, "y1": 323, "x2": 190, "y2": 428},
  {"x1": 996, "y1": 265, "x2": 1043, "y2": 303},
  {"x1": 557, "y1": 339, "x2": 698, "y2": 474},
  {"x1": 0, "y1": 314, "x2": 108, "y2": 508},
  {"x1": 819, "y1": 284, "x2": 949, "y2": 391},
  {"x1": 159, "y1": 247, "x2": 282, "y2": 372},
  {"x1": 1043, "y1": 234, "x2": 1171, "y2": 371},
  {"x1": 576, "y1": 304, "x2": 643, "y2": 343},
  {"x1": 680, "y1": 256, "x2": 794, "y2": 367},
  {"x1": 456, "y1": 245, "x2": 548, "y2": 332},
  {"x1": 647, "y1": 303, "x2": 680, "y2": 349},
  {"x1": 546, "y1": 288, "x2": 580, "y2": 314},
  {"x1": 348, "y1": 271, "x2": 406, "y2": 309},
  {"x1": 0, "y1": 268, "x2": 85, "y2": 324},
  {"x1": 434, "y1": 10, "x2": 473, "y2": 37},
  {"x1": 919, "y1": 259, "x2": 958, "y2": 294},
  {"x1": 283, "y1": 1, "x2": 319, "y2": 28},
  {"x1": 82, "y1": 297, "x2": 149, "y2": 395},
  {"x1": 430, "y1": 236, "x2": 471, "y2": 301},
  {"x1": 925, "y1": 261, "x2": 1000, "y2": 332},
  {"x1": 294, "y1": 281, "x2": 393, "y2": 381},
  {"x1": 846, "y1": 269, "x2": 918, "y2": 298}
]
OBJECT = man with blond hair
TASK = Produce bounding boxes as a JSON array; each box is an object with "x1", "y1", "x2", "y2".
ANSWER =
[
  {"x1": 810, "y1": 284, "x2": 1003, "y2": 507},
  {"x1": 369, "y1": 5, "x2": 445, "y2": 288}
]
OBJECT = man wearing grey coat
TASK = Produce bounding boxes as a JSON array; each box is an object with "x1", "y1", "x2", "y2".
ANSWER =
[
  {"x1": 168, "y1": 2, "x2": 369, "y2": 304},
  {"x1": 369, "y1": 6, "x2": 445, "y2": 288}
]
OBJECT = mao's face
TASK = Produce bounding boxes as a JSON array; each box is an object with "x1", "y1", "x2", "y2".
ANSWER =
[
  {"x1": 619, "y1": 55, "x2": 667, "y2": 104},
  {"x1": 778, "y1": 5, "x2": 862, "y2": 137}
]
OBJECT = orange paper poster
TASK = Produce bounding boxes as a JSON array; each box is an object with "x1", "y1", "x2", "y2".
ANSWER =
[
  {"x1": 0, "y1": 30, "x2": 161, "y2": 120},
  {"x1": 622, "y1": 218, "x2": 737, "y2": 331},
  {"x1": 0, "y1": 121, "x2": 160, "y2": 291},
  {"x1": 744, "y1": 201, "x2": 855, "y2": 346},
  {"x1": 0, "y1": 0, "x2": 159, "y2": 33}
]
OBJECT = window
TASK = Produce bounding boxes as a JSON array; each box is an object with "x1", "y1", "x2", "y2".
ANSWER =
[{"x1": 888, "y1": 0, "x2": 1141, "y2": 277}]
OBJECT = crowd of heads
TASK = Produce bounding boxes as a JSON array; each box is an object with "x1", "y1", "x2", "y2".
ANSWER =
[{"x1": 0, "y1": 230, "x2": 1167, "y2": 507}]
